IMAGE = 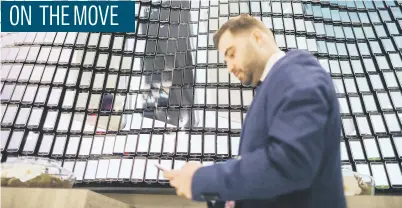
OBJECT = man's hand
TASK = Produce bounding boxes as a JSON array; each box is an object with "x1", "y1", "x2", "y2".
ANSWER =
[{"x1": 163, "y1": 162, "x2": 202, "y2": 200}]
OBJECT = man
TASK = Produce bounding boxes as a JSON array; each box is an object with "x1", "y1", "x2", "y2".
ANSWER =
[{"x1": 164, "y1": 14, "x2": 346, "y2": 208}]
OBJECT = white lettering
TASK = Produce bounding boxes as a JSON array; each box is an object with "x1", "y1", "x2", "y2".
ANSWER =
[
  {"x1": 99, "y1": 5, "x2": 109, "y2": 25},
  {"x1": 61, "y1": 5, "x2": 70, "y2": 26},
  {"x1": 110, "y1": 5, "x2": 118, "y2": 26},
  {"x1": 9, "y1": 5, "x2": 19, "y2": 26},
  {"x1": 74, "y1": 5, "x2": 86, "y2": 25},
  {"x1": 49, "y1": 5, "x2": 60, "y2": 26},
  {"x1": 9, "y1": 5, "x2": 31, "y2": 26},
  {"x1": 39, "y1": 5, "x2": 48, "y2": 25},
  {"x1": 71, "y1": 4, "x2": 120, "y2": 27},
  {"x1": 21, "y1": 6, "x2": 31, "y2": 25},
  {"x1": 88, "y1": 5, "x2": 97, "y2": 26}
]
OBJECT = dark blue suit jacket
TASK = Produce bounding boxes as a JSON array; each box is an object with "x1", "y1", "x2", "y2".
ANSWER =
[{"x1": 191, "y1": 50, "x2": 346, "y2": 208}]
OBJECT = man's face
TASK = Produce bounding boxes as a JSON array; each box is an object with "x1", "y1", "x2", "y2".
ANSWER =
[{"x1": 218, "y1": 30, "x2": 266, "y2": 86}]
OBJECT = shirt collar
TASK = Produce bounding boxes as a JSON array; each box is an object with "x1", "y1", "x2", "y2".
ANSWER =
[{"x1": 260, "y1": 51, "x2": 286, "y2": 82}]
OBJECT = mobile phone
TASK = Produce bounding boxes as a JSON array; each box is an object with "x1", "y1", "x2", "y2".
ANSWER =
[{"x1": 154, "y1": 163, "x2": 171, "y2": 172}]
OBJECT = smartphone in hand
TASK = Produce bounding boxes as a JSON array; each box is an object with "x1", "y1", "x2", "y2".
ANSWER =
[{"x1": 155, "y1": 163, "x2": 171, "y2": 172}]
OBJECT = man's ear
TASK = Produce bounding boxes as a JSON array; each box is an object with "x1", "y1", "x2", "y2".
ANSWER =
[{"x1": 251, "y1": 29, "x2": 263, "y2": 46}]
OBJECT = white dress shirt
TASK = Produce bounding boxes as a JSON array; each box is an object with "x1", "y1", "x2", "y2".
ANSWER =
[{"x1": 260, "y1": 51, "x2": 286, "y2": 82}]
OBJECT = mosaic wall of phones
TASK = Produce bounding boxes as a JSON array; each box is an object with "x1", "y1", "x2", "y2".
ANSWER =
[{"x1": 1, "y1": 0, "x2": 402, "y2": 193}]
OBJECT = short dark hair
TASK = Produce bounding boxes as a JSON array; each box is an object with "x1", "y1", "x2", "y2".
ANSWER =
[{"x1": 213, "y1": 14, "x2": 269, "y2": 48}]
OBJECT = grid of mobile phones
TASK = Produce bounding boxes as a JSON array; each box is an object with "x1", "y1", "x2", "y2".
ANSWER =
[{"x1": 1, "y1": 0, "x2": 402, "y2": 193}]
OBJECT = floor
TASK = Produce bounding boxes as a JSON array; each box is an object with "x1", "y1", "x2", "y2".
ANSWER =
[
  {"x1": 103, "y1": 194, "x2": 402, "y2": 208},
  {"x1": 104, "y1": 193, "x2": 207, "y2": 208}
]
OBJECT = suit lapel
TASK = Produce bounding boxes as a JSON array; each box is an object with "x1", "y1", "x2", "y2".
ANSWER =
[
  {"x1": 238, "y1": 85, "x2": 261, "y2": 155},
  {"x1": 237, "y1": 52, "x2": 289, "y2": 155}
]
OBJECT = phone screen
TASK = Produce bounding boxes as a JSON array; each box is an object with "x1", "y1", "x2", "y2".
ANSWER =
[
  {"x1": 84, "y1": 160, "x2": 98, "y2": 181},
  {"x1": 96, "y1": 159, "x2": 109, "y2": 180},
  {"x1": 230, "y1": 135, "x2": 240, "y2": 157},
  {"x1": 114, "y1": 135, "x2": 126, "y2": 154},
  {"x1": 385, "y1": 163, "x2": 402, "y2": 186},
  {"x1": 363, "y1": 138, "x2": 380, "y2": 161},
  {"x1": 38, "y1": 134, "x2": 54, "y2": 155},
  {"x1": 91, "y1": 136, "x2": 104, "y2": 156},
  {"x1": 107, "y1": 159, "x2": 121, "y2": 180},
  {"x1": 158, "y1": 159, "x2": 173, "y2": 182},
  {"x1": 124, "y1": 134, "x2": 138, "y2": 154},
  {"x1": 88, "y1": 33, "x2": 100, "y2": 48},
  {"x1": 149, "y1": 134, "x2": 163, "y2": 155},
  {"x1": 15, "y1": 107, "x2": 31, "y2": 127},
  {"x1": 73, "y1": 160, "x2": 86, "y2": 182},
  {"x1": 131, "y1": 157, "x2": 146, "y2": 182},
  {"x1": 119, "y1": 158, "x2": 133, "y2": 181},
  {"x1": 349, "y1": 140, "x2": 365, "y2": 161},
  {"x1": 371, "y1": 163, "x2": 389, "y2": 188},
  {"x1": 190, "y1": 134, "x2": 202, "y2": 156},
  {"x1": 217, "y1": 135, "x2": 229, "y2": 156},
  {"x1": 65, "y1": 136, "x2": 80, "y2": 157},
  {"x1": 51, "y1": 135, "x2": 67, "y2": 156},
  {"x1": 7, "y1": 130, "x2": 24, "y2": 152},
  {"x1": 78, "y1": 136, "x2": 93, "y2": 157},
  {"x1": 43, "y1": 110, "x2": 58, "y2": 130},
  {"x1": 145, "y1": 159, "x2": 159, "y2": 182},
  {"x1": 355, "y1": 163, "x2": 371, "y2": 177},
  {"x1": 27, "y1": 108, "x2": 43, "y2": 128},
  {"x1": 22, "y1": 131, "x2": 39, "y2": 154},
  {"x1": 62, "y1": 160, "x2": 75, "y2": 173}
]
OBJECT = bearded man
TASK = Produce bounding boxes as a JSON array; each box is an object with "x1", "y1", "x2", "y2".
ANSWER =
[{"x1": 163, "y1": 14, "x2": 346, "y2": 208}]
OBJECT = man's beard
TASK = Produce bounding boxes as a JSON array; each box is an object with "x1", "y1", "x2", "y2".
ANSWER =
[
  {"x1": 242, "y1": 57, "x2": 266, "y2": 86},
  {"x1": 238, "y1": 44, "x2": 266, "y2": 86},
  {"x1": 240, "y1": 71, "x2": 254, "y2": 86}
]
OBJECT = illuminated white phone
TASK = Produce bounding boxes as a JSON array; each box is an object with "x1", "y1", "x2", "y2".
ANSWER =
[{"x1": 155, "y1": 163, "x2": 171, "y2": 172}]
